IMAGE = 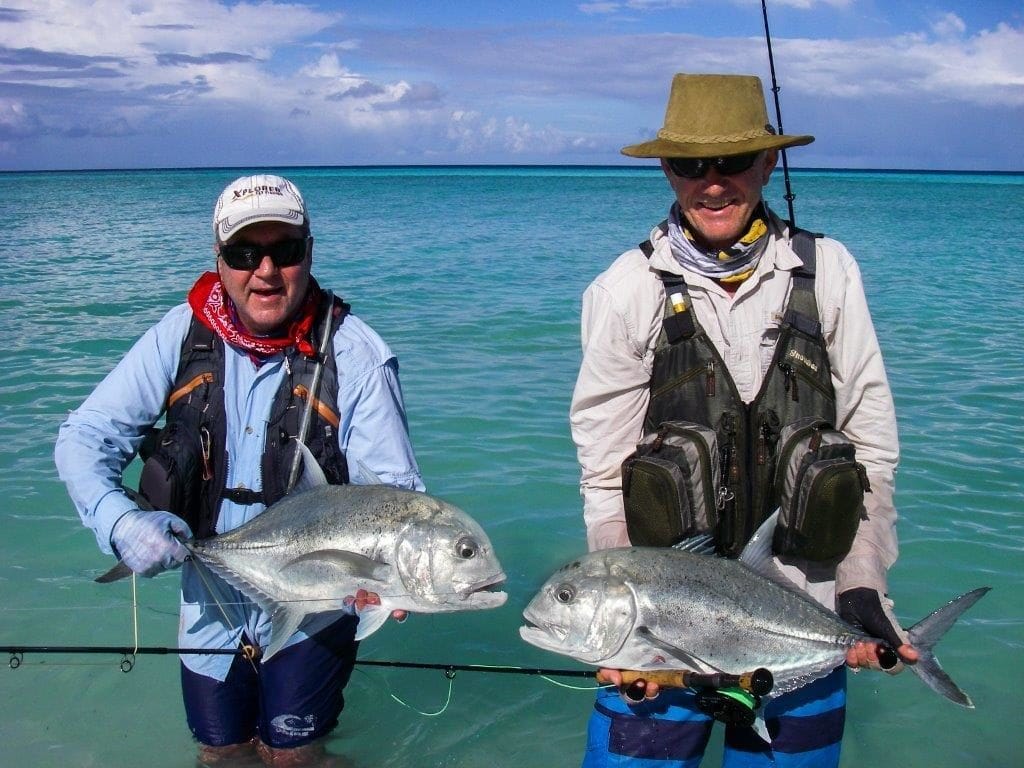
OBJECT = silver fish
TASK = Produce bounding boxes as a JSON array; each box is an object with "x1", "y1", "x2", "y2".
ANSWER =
[
  {"x1": 520, "y1": 512, "x2": 987, "y2": 738},
  {"x1": 102, "y1": 483, "x2": 507, "y2": 660}
]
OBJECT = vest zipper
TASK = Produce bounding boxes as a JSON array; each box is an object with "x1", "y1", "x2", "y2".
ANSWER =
[
  {"x1": 705, "y1": 361, "x2": 716, "y2": 397},
  {"x1": 199, "y1": 426, "x2": 213, "y2": 481},
  {"x1": 168, "y1": 372, "x2": 214, "y2": 408},
  {"x1": 755, "y1": 411, "x2": 780, "y2": 466},
  {"x1": 719, "y1": 411, "x2": 739, "y2": 535},
  {"x1": 778, "y1": 360, "x2": 832, "y2": 402},
  {"x1": 651, "y1": 364, "x2": 708, "y2": 400}
]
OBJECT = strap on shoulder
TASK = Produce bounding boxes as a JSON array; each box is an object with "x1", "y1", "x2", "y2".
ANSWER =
[
  {"x1": 181, "y1": 316, "x2": 216, "y2": 361},
  {"x1": 782, "y1": 226, "x2": 823, "y2": 338},
  {"x1": 640, "y1": 239, "x2": 697, "y2": 343}
]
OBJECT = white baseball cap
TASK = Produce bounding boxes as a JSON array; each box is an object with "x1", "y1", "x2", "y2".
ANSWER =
[{"x1": 212, "y1": 174, "x2": 309, "y2": 243}]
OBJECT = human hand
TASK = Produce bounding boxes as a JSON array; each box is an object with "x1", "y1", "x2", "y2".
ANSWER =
[
  {"x1": 596, "y1": 668, "x2": 661, "y2": 702},
  {"x1": 110, "y1": 509, "x2": 192, "y2": 578},
  {"x1": 343, "y1": 588, "x2": 407, "y2": 622},
  {"x1": 838, "y1": 587, "x2": 919, "y2": 672}
]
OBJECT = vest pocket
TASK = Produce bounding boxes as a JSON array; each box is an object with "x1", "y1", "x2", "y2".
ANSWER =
[
  {"x1": 622, "y1": 421, "x2": 720, "y2": 547},
  {"x1": 772, "y1": 417, "x2": 870, "y2": 562},
  {"x1": 137, "y1": 421, "x2": 203, "y2": 521}
]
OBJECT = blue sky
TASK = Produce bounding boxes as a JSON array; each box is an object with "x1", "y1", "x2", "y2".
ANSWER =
[{"x1": 0, "y1": 1, "x2": 1021, "y2": 171}]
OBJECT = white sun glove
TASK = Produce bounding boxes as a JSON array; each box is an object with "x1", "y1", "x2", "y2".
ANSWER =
[{"x1": 110, "y1": 509, "x2": 192, "y2": 577}]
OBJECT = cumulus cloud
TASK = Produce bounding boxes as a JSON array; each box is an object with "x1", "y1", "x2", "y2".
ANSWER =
[
  {"x1": 0, "y1": 0, "x2": 1019, "y2": 169},
  {"x1": 778, "y1": 23, "x2": 1024, "y2": 107}
]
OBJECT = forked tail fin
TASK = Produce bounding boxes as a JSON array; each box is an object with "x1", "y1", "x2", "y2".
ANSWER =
[{"x1": 907, "y1": 587, "x2": 990, "y2": 708}]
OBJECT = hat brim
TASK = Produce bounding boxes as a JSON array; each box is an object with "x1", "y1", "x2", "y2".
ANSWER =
[
  {"x1": 216, "y1": 209, "x2": 307, "y2": 243},
  {"x1": 621, "y1": 133, "x2": 814, "y2": 159}
]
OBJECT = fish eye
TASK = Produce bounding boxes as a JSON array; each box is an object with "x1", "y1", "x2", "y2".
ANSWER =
[
  {"x1": 555, "y1": 584, "x2": 575, "y2": 604},
  {"x1": 454, "y1": 536, "x2": 478, "y2": 559}
]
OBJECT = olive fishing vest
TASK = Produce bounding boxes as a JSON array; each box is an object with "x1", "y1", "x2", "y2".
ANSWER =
[
  {"x1": 139, "y1": 295, "x2": 350, "y2": 538},
  {"x1": 641, "y1": 228, "x2": 836, "y2": 556}
]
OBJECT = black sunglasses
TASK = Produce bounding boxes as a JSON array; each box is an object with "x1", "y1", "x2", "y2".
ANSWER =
[
  {"x1": 666, "y1": 153, "x2": 760, "y2": 180},
  {"x1": 219, "y1": 237, "x2": 310, "y2": 271}
]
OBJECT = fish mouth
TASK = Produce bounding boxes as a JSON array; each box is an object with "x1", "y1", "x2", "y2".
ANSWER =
[
  {"x1": 519, "y1": 607, "x2": 570, "y2": 651},
  {"x1": 457, "y1": 572, "x2": 508, "y2": 608},
  {"x1": 519, "y1": 618, "x2": 571, "y2": 653}
]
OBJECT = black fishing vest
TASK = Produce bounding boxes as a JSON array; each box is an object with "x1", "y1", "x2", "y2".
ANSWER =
[
  {"x1": 642, "y1": 227, "x2": 836, "y2": 556},
  {"x1": 146, "y1": 295, "x2": 351, "y2": 538}
]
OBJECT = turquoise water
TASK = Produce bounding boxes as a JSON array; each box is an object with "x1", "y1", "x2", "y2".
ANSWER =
[{"x1": 0, "y1": 166, "x2": 1021, "y2": 767}]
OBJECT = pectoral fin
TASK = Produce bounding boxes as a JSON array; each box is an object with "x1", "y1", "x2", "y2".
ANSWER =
[
  {"x1": 281, "y1": 549, "x2": 392, "y2": 589},
  {"x1": 634, "y1": 626, "x2": 721, "y2": 673},
  {"x1": 353, "y1": 604, "x2": 392, "y2": 640}
]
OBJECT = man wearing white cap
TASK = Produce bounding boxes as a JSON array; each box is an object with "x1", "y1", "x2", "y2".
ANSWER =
[
  {"x1": 56, "y1": 174, "x2": 423, "y2": 765},
  {"x1": 570, "y1": 74, "x2": 917, "y2": 766}
]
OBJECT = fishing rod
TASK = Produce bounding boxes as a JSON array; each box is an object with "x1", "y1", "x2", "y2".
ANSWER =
[
  {"x1": 0, "y1": 644, "x2": 596, "y2": 679},
  {"x1": 760, "y1": 0, "x2": 797, "y2": 225},
  {"x1": 1, "y1": 644, "x2": 777, "y2": 697},
  {"x1": 285, "y1": 288, "x2": 336, "y2": 493}
]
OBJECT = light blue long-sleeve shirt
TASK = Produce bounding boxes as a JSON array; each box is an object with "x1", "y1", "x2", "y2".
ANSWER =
[{"x1": 55, "y1": 300, "x2": 424, "y2": 679}]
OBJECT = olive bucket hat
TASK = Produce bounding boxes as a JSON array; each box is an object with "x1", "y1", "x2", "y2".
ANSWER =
[{"x1": 621, "y1": 73, "x2": 814, "y2": 158}]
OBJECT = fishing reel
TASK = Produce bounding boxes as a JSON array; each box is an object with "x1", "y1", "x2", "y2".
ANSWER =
[
  {"x1": 618, "y1": 668, "x2": 774, "y2": 728},
  {"x1": 694, "y1": 686, "x2": 759, "y2": 727}
]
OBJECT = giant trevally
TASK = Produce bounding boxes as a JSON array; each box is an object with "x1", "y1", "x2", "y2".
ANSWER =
[
  {"x1": 519, "y1": 511, "x2": 987, "y2": 739},
  {"x1": 100, "y1": 476, "x2": 507, "y2": 660}
]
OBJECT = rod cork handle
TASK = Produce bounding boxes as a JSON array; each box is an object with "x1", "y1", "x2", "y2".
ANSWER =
[
  {"x1": 617, "y1": 670, "x2": 689, "y2": 688},
  {"x1": 611, "y1": 668, "x2": 774, "y2": 696}
]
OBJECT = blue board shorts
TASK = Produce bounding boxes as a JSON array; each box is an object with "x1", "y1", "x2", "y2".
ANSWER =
[{"x1": 180, "y1": 615, "x2": 359, "y2": 749}]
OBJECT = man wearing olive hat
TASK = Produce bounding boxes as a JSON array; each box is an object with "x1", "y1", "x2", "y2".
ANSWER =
[{"x1": 570, "y1": 74, "x2": 917, "y2": 766}]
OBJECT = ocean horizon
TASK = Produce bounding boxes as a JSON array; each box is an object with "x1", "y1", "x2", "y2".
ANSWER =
[{"x1": 3, "y1": 164, "x2": 1023, "y2": 176}]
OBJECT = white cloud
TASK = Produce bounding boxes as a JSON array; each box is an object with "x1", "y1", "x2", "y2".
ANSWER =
[
  {"x1": 780, "y1": 23, "x2": 1024, "y2": 107},
  {"x1": 0, "y1": 1, "x2": 1019, "y2": 168},
  {"x1": 931, "y1": 12, "x2": 967, "y2": 39},
  {"x1": 0, "y1": 0, "x2": 338, "y2": 57}
]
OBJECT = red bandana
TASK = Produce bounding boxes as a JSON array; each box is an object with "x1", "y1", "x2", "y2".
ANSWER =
[{"x1": 187, "y1": 271, "x2": 320, "y2": 358}]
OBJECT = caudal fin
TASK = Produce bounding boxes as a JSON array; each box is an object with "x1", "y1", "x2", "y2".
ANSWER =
[{"x1": 907, "y1": 587, "x2": 990, "y2": 708}]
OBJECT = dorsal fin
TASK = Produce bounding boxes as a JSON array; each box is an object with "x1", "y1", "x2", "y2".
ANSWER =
[
  {"x1": 671, "y1": 534, "x2": 717, "y2": 555},
  {"x1": 289, "y1": 441, "x2": 329, "y2": 494},
  {"x1": 355, "y1": 460, "x2": 385, "y2": 486},
  {"x1": 737, "y1": 510, "x2": 791, "y2": 587}
]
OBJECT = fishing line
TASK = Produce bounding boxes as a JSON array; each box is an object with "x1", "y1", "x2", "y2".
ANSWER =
[
  {"x1": 760, "y1": 0, "x2": 797, "y2": 225},
  {"x1": 130, "y1": 573, "x2": 139, "y2": 657},
  {"x1": 354, "y1": 665, "x2": 457, "y2": 717}
]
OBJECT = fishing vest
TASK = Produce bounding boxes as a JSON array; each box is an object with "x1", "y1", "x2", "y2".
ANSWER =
[
  {"x1": 629, "y1": 227, "x2": 840, "y2": 557},
  {"x1": 138, "y1": 294, "x2": 351, "y2": 538}
]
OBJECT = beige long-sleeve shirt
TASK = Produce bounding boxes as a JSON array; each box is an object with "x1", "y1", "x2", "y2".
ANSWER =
[{"x1": 570, "y1": 215, "x2": 900, "y2": 600}]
